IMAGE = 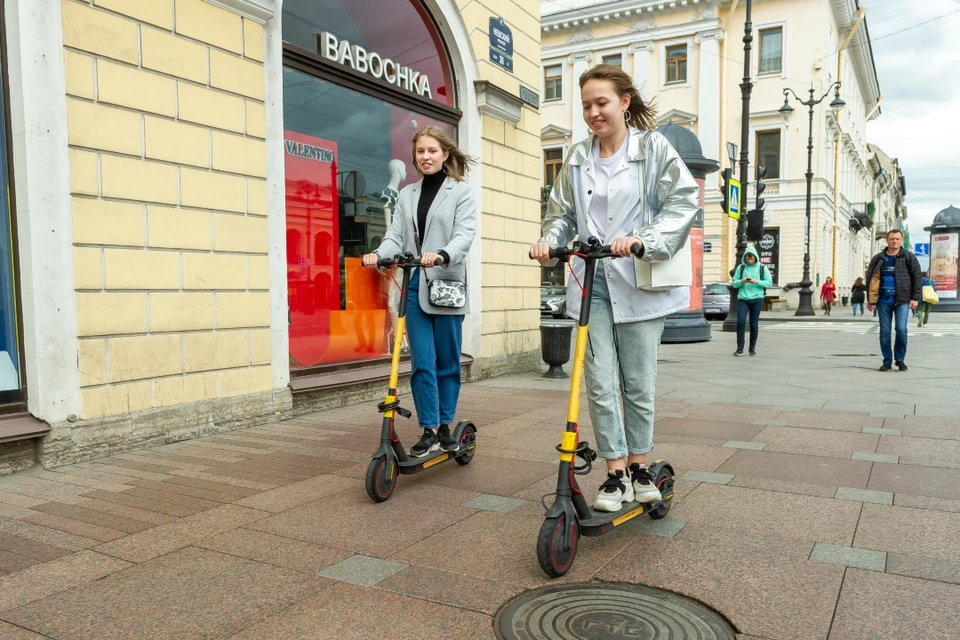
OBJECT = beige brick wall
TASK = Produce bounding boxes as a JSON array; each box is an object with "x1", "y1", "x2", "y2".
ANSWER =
[
  {"x1": 64, "y1": 0, "x2": 272, "y2": 419},
  {"x1": 462, "y1": 0, "x2": 542, "y2": 366}
]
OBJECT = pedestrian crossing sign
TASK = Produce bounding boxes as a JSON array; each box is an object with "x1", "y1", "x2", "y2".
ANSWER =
[{"x1": 727, "y1": 178, "x2": 741, "y2": 220}]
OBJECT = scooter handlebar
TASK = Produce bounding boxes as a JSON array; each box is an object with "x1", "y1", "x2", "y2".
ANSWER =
[
  {"x1": 538, "y1": 240, "x2": 643, "y2": 262},
  {"x1": 375, "y1": 253, "x2": 444, "y2": 269}
]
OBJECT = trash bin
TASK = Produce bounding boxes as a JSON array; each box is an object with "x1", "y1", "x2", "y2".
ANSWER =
[
  {"x1": 540, "y1": 323, "x2": 573, "y2": 378},
  {"x1": 841, "y1": 295, "x2": 849, "y2": 306}
]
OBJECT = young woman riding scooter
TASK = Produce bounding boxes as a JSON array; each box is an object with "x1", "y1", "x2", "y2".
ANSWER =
[{"x1": 530, "y1": 64, "x2": 699, "y2": 514}]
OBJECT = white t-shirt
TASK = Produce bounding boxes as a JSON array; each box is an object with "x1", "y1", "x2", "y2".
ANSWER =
[{"x1": 587, "y1": 135, "x2": 628, "y2": 241}]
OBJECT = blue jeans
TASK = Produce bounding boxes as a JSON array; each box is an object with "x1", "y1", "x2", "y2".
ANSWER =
[
  {"x1": 852, "y1": 302, "x2": 864, "y2": 315},
  {"x1": 736, "y1": 298, "x2": 763, "y2": 352},
  {"x1": 583, "y1": 273, "x2": 664, "y2": 460},
  {"x1": 876, "y1": 301, "x2": 909, "y2": 364},
  {"x1": 407, "y1": 276, "x2": 464, "y2": 429}
]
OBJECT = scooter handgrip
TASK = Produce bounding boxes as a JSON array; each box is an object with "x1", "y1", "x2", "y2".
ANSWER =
[
  {"x1": 376, "y1": 257, "x2": 394, "y2": 269},
  {"x1": 631, "y1": 243, "x2": 643, "y2": 256},
  {"x1": 433, "y1": 257, "x2": 444, "y2": 266}
]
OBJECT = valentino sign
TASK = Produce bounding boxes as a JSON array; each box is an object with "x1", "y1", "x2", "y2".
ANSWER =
[{"x1": 318, "y1": 32, "x2": 433, "y2": 99}]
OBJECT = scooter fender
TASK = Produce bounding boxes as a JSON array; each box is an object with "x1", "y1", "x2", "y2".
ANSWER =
[
  {"x1": 544, "y1": 497, "x2": 578, "y2": 554},
  {"x1": 648, "y1": 460, "x2": 675, "y2": 478},
  {"x1": 451, "y1": 420, "x2": 476, "y2": 441}
]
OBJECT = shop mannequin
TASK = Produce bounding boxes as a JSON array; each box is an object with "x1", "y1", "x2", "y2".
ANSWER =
[{"x1": 381, "y1": 159, "x2": 408, "y2": 354}]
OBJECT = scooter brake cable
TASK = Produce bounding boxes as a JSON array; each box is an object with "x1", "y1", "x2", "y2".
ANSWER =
[{"x1": 567, "y1": 253, "x2": 587, "y2": 296}]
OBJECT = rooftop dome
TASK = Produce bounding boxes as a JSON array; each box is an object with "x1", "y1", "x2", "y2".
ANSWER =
[
  {"x1": 656, "y1": 123, "x2": 719, "y2": 177},
  {"x1": 931, "y1": 205, "x2": 960, "y2": 228}
]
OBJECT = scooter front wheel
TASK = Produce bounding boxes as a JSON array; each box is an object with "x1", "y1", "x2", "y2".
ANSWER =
[
  {"x1": 364, "y1": 456, "x2": 398, "y2": 503},
  {"x1": 536, "y1": 514, "x2": 579, "y2": 577}
]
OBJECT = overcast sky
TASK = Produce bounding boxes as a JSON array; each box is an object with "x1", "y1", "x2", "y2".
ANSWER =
[{"x1": 865, "y1": 0, "x2": 960, "y2": 243}]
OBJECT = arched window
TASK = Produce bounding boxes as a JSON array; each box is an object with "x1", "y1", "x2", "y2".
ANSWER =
[{"x1": 282, "y1": 0, "x2": 459, "y2": 369}]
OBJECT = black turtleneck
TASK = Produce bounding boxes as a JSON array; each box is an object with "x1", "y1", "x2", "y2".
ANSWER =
[{"x1": 417, "y1": 170, "x2": 449, "y2": 264}]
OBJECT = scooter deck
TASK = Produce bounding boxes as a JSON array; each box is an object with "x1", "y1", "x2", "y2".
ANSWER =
[
  {"x1": 579, "y1": 499, "x2": 666, "y2": 536},
  {"x1": 396, "y1": 444, "x2": 475, "y2": 474}
]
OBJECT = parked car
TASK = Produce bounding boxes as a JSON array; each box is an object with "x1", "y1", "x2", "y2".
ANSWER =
[
  {"x1": 540, "y1": 286, "x2": 567, "y2": 319},
  {"x1": 702, "y1": 283, "x2": 731, "y2": 319}
]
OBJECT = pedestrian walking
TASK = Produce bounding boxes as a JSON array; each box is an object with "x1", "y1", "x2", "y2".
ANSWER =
[
  {"x1": 917, "y1": 272, "x2": 937, "y2": 327},
  {"x1": 820, "y1": 277, "x2": 836, "y2": 315},
  {"x1": 865, "y1": 229, "x2": 922, "y2": 372},
  {"x1": 362, "y1": 125, "x2": 477, "y2": 457},
  {"x1": 850, "y1": 277, "x2": 866, "y2": 315},
  {"x1": 732, "y1": 247, "x2": 772, "y2": 356},
  {"x1": 530, "y1": 64, "x2": 699, "y2": 512}
]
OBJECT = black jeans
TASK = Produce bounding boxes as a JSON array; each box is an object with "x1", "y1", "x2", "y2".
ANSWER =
[{"x1": 736, "y1": 298, "x2": 763, "y2": 352}]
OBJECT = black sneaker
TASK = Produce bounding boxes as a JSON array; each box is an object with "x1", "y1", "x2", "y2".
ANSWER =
[
  {"x1": 733, "y1": 350, "x2": 743, "y2": 357},
  {"x1": 437, "y1": 424, "x2": 459, "y2": 452},
  {"x1": 895, "y1": 361, "x2": 908, "y2": 371},
  {"x1": 749, "y1": 350, "x2": 756, "y2": 356},
  {"x1": 879, "y1": 363, "x2": 892, "y2": 371},
  {"x1": 410, "y1": 429, "x2": 439, "y2": 457}
]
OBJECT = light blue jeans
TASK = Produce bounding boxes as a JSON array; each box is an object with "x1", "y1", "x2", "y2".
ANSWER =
[{"x1": 583, "y1": 273, "x2": 665, "y2": 460}]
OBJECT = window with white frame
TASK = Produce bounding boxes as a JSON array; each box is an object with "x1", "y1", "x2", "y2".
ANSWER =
[
  {"x1": 544, "y1": 65, "x2": 563, "y2": 101},
  {"x1": 665, "y1": 45, "x2": 687, "y2": 84},
  {"x1": 758, "y1": 27, "x2": 783, "y2": 74}
]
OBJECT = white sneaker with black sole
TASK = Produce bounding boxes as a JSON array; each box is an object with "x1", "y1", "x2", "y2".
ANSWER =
[
  {"x1": 629, "y1": 464, "x2": 662, "y2": 503},
  {"x1": 593, "y1": 470, "x2": 635, "y2": 513}
]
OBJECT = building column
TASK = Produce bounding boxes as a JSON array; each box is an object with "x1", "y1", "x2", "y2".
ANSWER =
[
  {"x1": 568, "y1": 52, "x2": 592, "y2": 143},
  {"x1": 628, "y1": 41, "x2": 654, "y2": 102},
  {"x1": 696, "y1": 29, "x2": 723, "y2": 191}
]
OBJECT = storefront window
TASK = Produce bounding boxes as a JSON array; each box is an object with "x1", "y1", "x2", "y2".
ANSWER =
[
  {"x1": 0, "y1": 48, "x2": 21, "y2": 404},
  {"x1": 282, "y1": 0, "x2": 457, "y2": 369}
]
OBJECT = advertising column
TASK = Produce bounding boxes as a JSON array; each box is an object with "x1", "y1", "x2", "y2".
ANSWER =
[{"x1": 930, "y1": 232, "x2": 959, "y2": 299}]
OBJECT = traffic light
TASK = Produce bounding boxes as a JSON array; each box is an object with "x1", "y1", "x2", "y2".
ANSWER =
[
  {"x1": 746, "y1": 209, "x2": 764, "y2": 243},
  {"x1": 719, "y1": 168, "x2": 731, "y2": 215},
  {"x1": 755, "y1": 165, "x2": 767, "y2": 212}
]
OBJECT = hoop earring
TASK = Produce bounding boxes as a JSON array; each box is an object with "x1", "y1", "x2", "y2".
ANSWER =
[{"x1": 623, "y1": 110, "x2": 630, "y2": 122}]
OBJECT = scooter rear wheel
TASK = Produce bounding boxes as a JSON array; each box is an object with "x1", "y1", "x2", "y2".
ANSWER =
[
  {"x1": 365, "y1": 456, "x2": 398, "y2": 503},
  {"x1": 536, "y1": 514, "x2": 579, "y2": 577},
  {"x1": 648, "y1": 468, "x2": 675, "y2": 519},
  {"x1": 454, "y1": 423, "x2": 477, "y2": 466}
]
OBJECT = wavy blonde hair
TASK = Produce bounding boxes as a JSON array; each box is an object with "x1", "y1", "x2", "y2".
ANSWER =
[{"x1": 411, "y1": 125, "x2": 475, "y2": 181}]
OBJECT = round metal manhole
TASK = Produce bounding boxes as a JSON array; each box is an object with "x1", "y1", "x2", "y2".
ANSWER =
[{"x1": 494, "y1": 582, "x2": 736, "y2": 640}]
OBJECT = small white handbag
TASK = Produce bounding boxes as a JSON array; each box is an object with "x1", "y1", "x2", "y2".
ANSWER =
[{"x1": 633, "y1": 235, "x2": 692, "y2": 291}]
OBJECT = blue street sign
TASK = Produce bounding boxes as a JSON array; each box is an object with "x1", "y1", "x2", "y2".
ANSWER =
[
  {"x1": 914, "y1": 243, "x2": 930, "y2": 256},
  {"x1": 489, "y1": 17, "x2": 513, "y2": 57},
  {"x1": 490, "y1": 47, "x2": 513, "y2": 72},
  {"x1": 703, "y1": 241, "x2": 712, "y2": 253}
]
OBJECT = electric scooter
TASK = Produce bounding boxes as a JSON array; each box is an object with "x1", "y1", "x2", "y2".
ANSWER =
[
  {"x1": 364, "y1": 252, "x2": 477, "y2": 503},
  {"x1": 531, "y1": 237, "x2": 676, "y2": 577}
]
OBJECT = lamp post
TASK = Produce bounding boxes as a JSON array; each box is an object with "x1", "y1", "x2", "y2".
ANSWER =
[
  {"x1": 778, "y1": 82, "x2": 844, "y2": 316},
  {"x1": 722, "y1": 0, "x2": 754, "y2": 333}
]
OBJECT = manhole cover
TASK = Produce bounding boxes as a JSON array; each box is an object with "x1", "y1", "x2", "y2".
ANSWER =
[{"x1": 494, "y1": 582, "x2": 735, "y2": 640}]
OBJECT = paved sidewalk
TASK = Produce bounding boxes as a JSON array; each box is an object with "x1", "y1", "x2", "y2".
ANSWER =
[{"x1": 0, "y1": 329, "x2": 959, "y2": 638}]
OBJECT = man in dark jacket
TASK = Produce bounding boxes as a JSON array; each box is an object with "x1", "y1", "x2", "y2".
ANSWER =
[{"x1": 865, "y1": 229, "x2": 922, "y2": 371}]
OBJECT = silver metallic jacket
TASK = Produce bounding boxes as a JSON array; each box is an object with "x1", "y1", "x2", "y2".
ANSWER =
[{"x1": 540, "y1": 128, "x2": 700, "y2": 323}]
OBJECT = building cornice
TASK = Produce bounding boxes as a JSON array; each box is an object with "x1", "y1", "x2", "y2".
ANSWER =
[
  {"x1": 542, "y1": 0, "x2": 719, "y2": 33},
  {"x1": 543, "y1": 19, "x2": 721, "y2": 60},
  {"x1": 205, "y1": 0, "x2": 276, "y2": 23},
  {"x1": 830, "y1": 0, "x2": 881, "y2": 118}
]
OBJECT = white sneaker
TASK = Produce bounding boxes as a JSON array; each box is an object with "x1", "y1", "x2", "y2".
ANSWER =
[
  {"x1": 593, "y1": 470, "x2": 635, "y2": 512},
  {"x1": 630, "y1": 464, "x2": 662, "y2": 503}
]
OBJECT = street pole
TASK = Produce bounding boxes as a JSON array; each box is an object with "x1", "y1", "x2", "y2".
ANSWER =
[
  {"x1": 778, "y1": 83, "x2": 844, "y2": 316},
  {"x1": 722, "y1": 0, "x2": 753, "y2": 333},
  {"x1": 796, "y1": 88, "x2": 816, "y2": 316}
]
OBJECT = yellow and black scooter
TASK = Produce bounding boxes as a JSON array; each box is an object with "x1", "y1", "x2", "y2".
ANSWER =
[
  {"x1": 532, "y1": 237, "x2": 676, "y2": 576},
  {"x1": 364, "y1": 252, "x2": 477, "y2": 503}
]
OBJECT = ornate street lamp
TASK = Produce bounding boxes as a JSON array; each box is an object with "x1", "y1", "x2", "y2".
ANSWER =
[{"x1": 779, "y1": 82, "x2": 844, "y2": 316}]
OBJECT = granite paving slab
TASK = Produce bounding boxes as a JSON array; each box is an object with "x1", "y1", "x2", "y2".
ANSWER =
[
  {"x1": 829, "y1": 569, "x2": 960, "y2": 639},
  {"x1": 197, "y1": 528, "x2": 353, "y2": 574},
  {"x1": 852, "y1": 503, "x2": 960, "y2": 563},
  {"x1": 884, "y1": 553, "x2": 960, "y2": 585},
  {"x1": 598, "y1": 535, "x2": 845, "y2": 640},
  {"x1": 0, "y1": 550, "x2": 130, "y2": 612},
  {"x1": 673, "y1": 521, "x2": 815, "y2": 561},
  {"x1": 654, "y1": 416, "x2": 765, "y2": 442},
  {"x1": 0, "y1": 621, "x2": 48, "y2": 639},
  {"x1": 317, "y1": 554, "x2": 407, "y2": 587},
  {"x1": 810, "y1": 543, "x2": 886, "y2": 571},
  {"x1": 2, "y1": 547, "x2": 330, "y2": 640},
  {"x1": 876, "y1": 435, "x2": 960, "y2": 469},
  {"x1": 233, "y1": 473, "x2": 355, "y2": 513},
  {"x1": 728, "y1": 475, "x2": 837, "y2": 498},
  {"x1": 716, "y1": 449, "x2": 873, "y2": 489},
  {"x1": 753, "y1": 426, "x2": 879, "y2": 459},
  {"x1": 376, "y1": 565, "x2": 525, "y2": 615},
  {"x1": 668, "y1": 483, "x2": 861, "y2": 546},
  {"x1": 867, "y1": 462, "x2": 960, "y2": 500},
  {"x1": 226, "y1": 582, "x2": 492, "y2": 639}
]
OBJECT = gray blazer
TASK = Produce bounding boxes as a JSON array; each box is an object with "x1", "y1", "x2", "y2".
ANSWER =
[{"x1": 374, "y1": 176, "x2": 478, "y2": 315}]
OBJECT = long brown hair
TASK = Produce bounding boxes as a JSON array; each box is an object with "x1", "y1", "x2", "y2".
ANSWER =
[
  {"x1": 411, "y1": 125, "x2": 475, "y2": 181},
  {"x1": 579, "y1": 64, "x2": 657, "y2": 131},
  {"x1": 854, "y1": 277, "x2": 864, "y2": 286}
]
